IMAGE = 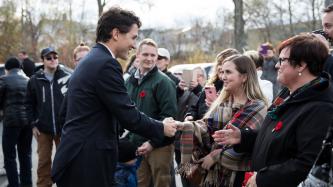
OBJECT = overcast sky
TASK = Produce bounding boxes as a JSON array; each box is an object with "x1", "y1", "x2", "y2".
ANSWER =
[{"x1": 71, "y1": 0, "x2": 234, "y2": 29}]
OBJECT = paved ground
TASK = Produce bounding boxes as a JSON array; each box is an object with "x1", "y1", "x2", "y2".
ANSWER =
[{"x1": 0, "y1": 122, "x2": 183, "y2": 187}]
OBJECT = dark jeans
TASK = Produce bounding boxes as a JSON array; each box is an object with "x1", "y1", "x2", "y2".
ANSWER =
[{"x1": 2, "y1": 126, "x2": 32, "y2": 187}]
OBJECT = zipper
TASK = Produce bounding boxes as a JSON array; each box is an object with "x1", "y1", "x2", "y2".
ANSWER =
[
  {"x1": 42, "y1": 86, "x2": 45, "y2": 102},
  {"x1": 50, "y1": 82, "x2": 56, "y2": 135}
]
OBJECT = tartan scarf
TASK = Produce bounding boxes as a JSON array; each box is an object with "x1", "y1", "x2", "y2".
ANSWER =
[
  {"x1": 177, "y1": 120, "x2": 211, "y2": 173},
  {"x1": 206, "y1": 98, "x2": 243, "y2": 134},
  {"x1": 177, "y1": 98, "x2": 267, "y2": 186},
  {"x1": 204, "y1": 99, "x2": 266, "y2": 187},
  {"x1": 268, "y1": 76, "x2": 324, "y2": 121}
]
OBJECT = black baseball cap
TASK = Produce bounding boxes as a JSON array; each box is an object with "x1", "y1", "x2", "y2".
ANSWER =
[{"x1": 40, "y1": 47, "x2": 57, "y2": 59}]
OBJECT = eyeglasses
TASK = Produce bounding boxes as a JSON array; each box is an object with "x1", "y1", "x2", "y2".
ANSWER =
[
  {"x1": 278, "y1": 57, "x2": 290, "y2": 65},
  {"x1": 45, "y1": 56, "x2": 58, "y2": 61}
]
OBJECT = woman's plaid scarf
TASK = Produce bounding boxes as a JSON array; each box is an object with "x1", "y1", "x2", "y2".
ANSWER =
[
  {"x1": 177, "y1": 98, "x2": 267, "y2": 186},
  {"x1": 268, "y1": 76, "x2": 325, "y2": 120},
  {"x1": 176, "y1": 120, "x2": 211, "y2": 181}
]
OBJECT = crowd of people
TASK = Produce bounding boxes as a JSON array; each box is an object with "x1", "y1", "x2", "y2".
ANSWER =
[{"x1": 0, "y1": 4, "x2": 333, "y2": 187}]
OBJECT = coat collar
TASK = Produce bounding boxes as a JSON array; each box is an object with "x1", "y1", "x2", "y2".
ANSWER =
[
  {"x1": 96, "y1": 42, "x2": 115, "y2": 58},
  {"x1": 94, "y1": 43, "x2": 118, "y2": 58},
  {"x1": 129, "y1": 66, "x2": 158, "y2": 85},
  {"x1": 7, "y1": 68, "x2": 21, "y2": 74},
  {"x1": 34, "y1": 65, "x2": 67, "y2": 81},
  {"x1": 268, "y1": 72, "x2": 333, "y2": 119}
]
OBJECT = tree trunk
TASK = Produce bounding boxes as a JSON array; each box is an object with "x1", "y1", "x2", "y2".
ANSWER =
[
  {"x1": 311, "y1": 0, "x2": 316, "y2": 30},
  {"x1": 325, "y1": 0, "x2": 333, "y2": 7},
  {"x1": 97, "y1": 0, "x2": 106, "y2": 17},
  {"x1": 233, "y1": 0, "x2": 246, "y2": 51},
  {"x1": 288, "y1": 0, "x2": 294, "y2": 35}
]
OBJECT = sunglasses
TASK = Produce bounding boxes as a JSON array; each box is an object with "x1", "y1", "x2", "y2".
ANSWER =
[
  {"x1": 157, "y1": 56, "x2": 167, "y2": 60},
  {"x1": 45, "y1": 56, "x2": 58, "y2": 61}
]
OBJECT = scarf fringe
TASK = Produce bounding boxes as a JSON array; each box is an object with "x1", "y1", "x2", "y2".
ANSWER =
[
  {"x1": 201, "y1": 164, "x2": 223, "y2": 187},
  {"x1": 176, "y1": 162, "x2": 196, "y2": 178}
]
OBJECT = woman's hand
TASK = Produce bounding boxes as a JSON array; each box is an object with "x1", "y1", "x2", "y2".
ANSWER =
[
  {"x1": 199, "y1": 154, "x2": 215, "y2": 170},
  {"x1": 178, "y1": 80, "x2": 187, "y2": 90},
  {"x1": 212, "y1": 124, "x2": 241, "y2": 145},
  {"x1": 190, "y1": 80, "x2": 199, "y2": 90},
  {"x1": 184, "y1": 116, "x2": 193, "y2": 121},
  {"x1": 246, "y1": 172, "x2": 257, "y2": 187},
  {"x1": 175, "y1": 121, "x2": 184, "y2": 130}
]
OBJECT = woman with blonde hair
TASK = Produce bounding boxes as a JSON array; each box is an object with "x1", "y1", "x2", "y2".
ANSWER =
[
  {"x1": 185, "y1": 48, "x2": 240, "y2": 121},
  {"x1": 178, "y1": 54, "x2": 267, "y2": 187},
  {"x1": 73, "y1": 43, "x2": 90, "y2": 67}
]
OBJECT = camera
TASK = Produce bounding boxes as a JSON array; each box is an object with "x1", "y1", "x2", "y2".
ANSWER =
[{"x1": 312, "y1": 29, "x2": 333, "y2": 46}]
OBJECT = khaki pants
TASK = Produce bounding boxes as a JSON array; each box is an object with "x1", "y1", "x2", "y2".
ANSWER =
[
  {"x1": 137, "y1": 144, "x2": 174, "y2": 187},
  {"x1": 36, "y1": 132, "x2": 60, "y2": 187}
]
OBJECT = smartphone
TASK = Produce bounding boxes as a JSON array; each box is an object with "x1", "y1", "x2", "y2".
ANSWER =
[
  {"x1": 182, "y1": 69, "x2": 193, "y2": 87},
  {"x1": 205, "y1": 86, "x2": 217, "y2": 102},
  {"x1": 259, "y1": 44, "x2": 269, "y2": 55}
]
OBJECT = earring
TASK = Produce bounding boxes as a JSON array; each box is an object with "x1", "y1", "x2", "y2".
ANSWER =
[{"x1": 298, "y1": 72, "x2": 302, "y2": 76}]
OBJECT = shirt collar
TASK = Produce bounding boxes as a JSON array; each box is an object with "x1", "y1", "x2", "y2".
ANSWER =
[
  {"x1": 134, "y1": 67, "x2": 156, "y2": 84},
  {"x1": 257, "y1": 70, "x2": 263, "y2": 78},
  {"x1": 134, "y1": 68, "x2": 149, "y2": 80}
]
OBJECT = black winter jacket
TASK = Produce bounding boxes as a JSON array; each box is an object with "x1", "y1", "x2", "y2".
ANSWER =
[
  {"x1": 235, "y1": 73, "x2": 333, "y2": 187},
  {"x1": 0, "y1": 69, "x2": 29, "y2": 127},
  {"x1": 26, "y1": 66, "x2": 70, "y2": 135}
]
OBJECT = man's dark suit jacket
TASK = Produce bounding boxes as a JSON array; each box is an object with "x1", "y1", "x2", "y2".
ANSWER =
[{"x1": 51, "y1": 43, "x2": 165, "y2": 187}]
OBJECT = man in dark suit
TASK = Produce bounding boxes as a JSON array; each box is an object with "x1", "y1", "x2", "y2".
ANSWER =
[{"x1": 51, "y1": 7, "x2": 177, "y2": 187}]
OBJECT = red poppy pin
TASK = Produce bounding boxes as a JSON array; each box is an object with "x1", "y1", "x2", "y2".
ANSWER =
[
  {"x1": 272, "y1": 121, "x2": 283, "y2": 133},
  {"x1": 139, "y1": 90, "x2": 146, "y2": 98}
]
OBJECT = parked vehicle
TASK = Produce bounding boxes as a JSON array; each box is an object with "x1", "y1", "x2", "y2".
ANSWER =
[{"x1": 168, "y1": 63, "x2": 214, "y2": 80}]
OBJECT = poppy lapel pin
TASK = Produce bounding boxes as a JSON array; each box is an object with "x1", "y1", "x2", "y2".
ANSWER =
[
  {"x1": 272, "y1": 121, "x2": 283, "y2": 133},
  {"x1": 139, "y1": 90, "x2": 146, "y2": 98}
]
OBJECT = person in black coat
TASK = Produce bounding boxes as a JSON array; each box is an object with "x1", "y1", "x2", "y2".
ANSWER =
[
  {"x1": 18, "y1": 51, "x2": 35, "y2": 77},
  {"x1": 51, "y1": 7, "x2": 177, "y2": 187},
  {"x1": 0, "y1": 57, "x2": 32, "y2": 187},
  {"x1": 300, "y1": 122, "x2": 333, "y2": 186},
  {"x1": 26, "y1": 47, "x2": 70, "y2": 187},
  {"x1": 213, "y1": 34, "x2": 333, "y2": 187}
]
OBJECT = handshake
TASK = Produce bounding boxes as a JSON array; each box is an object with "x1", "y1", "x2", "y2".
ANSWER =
[{"x1": 162, "y1": 117, "x2": 183, "y2": 137}]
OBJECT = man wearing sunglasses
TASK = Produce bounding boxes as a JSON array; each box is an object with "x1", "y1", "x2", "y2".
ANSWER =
[{"x1": 26, "y1": 47, "x2": 70, "y2": 187}]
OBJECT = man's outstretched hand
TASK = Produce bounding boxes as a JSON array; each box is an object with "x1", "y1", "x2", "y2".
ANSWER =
[{"x1": 162, "y1": 117, "x2": 177, "y2": 137}]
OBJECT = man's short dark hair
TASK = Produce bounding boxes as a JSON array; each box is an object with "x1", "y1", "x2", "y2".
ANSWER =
[
  {"x1": 323, "y1": 4, "x2": 333, "y2": 13},
  {"x1": 19, "y1": 51, "x2": 27, "y2": 55},
  {"x1": 96, "y1": 7, "x2": 142, "y2": 43}
]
